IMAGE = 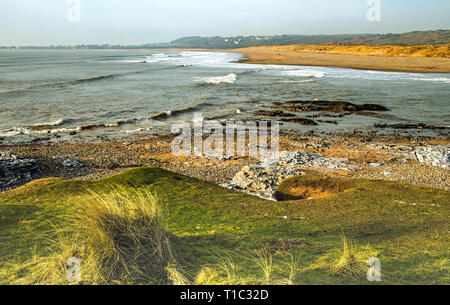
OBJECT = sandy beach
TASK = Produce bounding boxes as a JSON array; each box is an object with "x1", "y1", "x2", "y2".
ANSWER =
[{"x1": 231, "y1": 46, "x2": 450, "y2": 73}]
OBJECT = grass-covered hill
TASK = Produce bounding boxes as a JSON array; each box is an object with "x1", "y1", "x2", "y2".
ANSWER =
[
  {"x1": 166, "y1": 30, "x2": 450, "y2": 49},
  {"x1": 10, "y1": 30, "x2": 449, "y2": 50},
  {"x1": 0, "y1": 167, "x2": 448, "y2": 285}
]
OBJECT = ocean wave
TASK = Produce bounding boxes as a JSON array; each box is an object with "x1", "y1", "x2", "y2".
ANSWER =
[
  {"x1": 151, "y1": 102, "x2": 210, "y2": 120},
  {"x1": 195, "y1": 73, "x2": 237, "y2": 84},
  {"x1": 117, "y1": 51, "x2": 242, "y2": 68},
  {"x1": 280, "y1": 69, "x2": 325, "y2": 78},
  {"x1": 0, "y1": 125, "x2": 83, "y2": 137},
  {"x1": 279, "y1": 79, "x2": 314, "y2": 83},
  {"x1": 124, "y1": 128, "x2": 145, "y2": 134},
  {"x1": 32, "y1": 118, "x2": 65, "y2": 127},
  {"x1": 0, "y1": 127, "x2": 31, "y2": 137},
  {"x1": 41, "y1": 127, "x2": 82, "y2": 134},
  {"x1": 0, "y1": 75, "x2": 114, "y2": 95},
  {"x1": 414, "y1": 77, "x2": 450, "y2": 84},
  {"x1": 0, "y1": 70, "x2": 155, "y2": 95},
  {"x1": 1, "y1": 116, "x2": 154, "y2": 138}
]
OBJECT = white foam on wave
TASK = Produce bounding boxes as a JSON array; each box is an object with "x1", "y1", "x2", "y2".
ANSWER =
[
  {"x1": 0, "y1": 127, "x2": 31, "y2": 137},
  {"x1": 414, "y1": 77, "x2": 450, "y2": 84},
  {"x1": 318, "y1": 68, "x2": 450, "y2": 83},
  {"x1": 104, "y1": 122, "x2": 119, "y2": 127},
  {"x1": 279, "y1": 79, "x2": 314, "y2": 83},
  {"x1": 195, "y1": 73, "x2": 237, "y2": 84},
  {"x1": 33, "y1": 118, "x2": 65, "y2": 127},
  {"x1": 280, "y1": 69, "x2": 325, "y2": 78},
  {"x1": 0, "y1": 125, "x2": 82, "y2": 137},
  {"x1": 34, "y1": 127, "x2": 81, "y2": 135},
  {"x1": 120, "y1": 51, "x2": 241, "y2": 67},
  {"x1": 124, "y1": 128, "x2": 145, "y2": 134}
]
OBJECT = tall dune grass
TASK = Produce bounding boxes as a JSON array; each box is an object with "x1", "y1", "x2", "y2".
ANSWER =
[
  {"x1": 330, "y1": 234, "x2": 367, "y2": 279},
  {"x1": 9, "y1": 186, "x2": 174, "y2": 284}
]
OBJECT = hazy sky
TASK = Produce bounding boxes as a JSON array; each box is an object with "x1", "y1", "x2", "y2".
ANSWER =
[{"x1": 1, "y1": 0, "x2": 449, "y2": 46}]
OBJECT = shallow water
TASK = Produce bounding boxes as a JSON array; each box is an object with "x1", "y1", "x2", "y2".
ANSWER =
[{"x1": 0, "y1": 49, "x2": 449, "y2": 143}]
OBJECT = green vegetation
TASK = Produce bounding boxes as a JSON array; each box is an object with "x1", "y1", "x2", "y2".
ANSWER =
[
  {"x1": 0, "y1": 168, "x2": 448, "y2": 284},
  {"x1": 167, "y1": 30, "x2": 450, "y2": 49}
]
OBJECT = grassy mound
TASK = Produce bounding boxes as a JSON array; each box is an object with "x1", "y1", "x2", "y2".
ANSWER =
[
  {"x1": 275, "y1": 175, "x2": 357, "y2": 201},
  {"x1": 0, "y1": 167, "x2": 448, "y2": 285}
]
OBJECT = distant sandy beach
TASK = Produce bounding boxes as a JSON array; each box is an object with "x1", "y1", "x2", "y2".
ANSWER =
[{"x1": 230, "y1": 46, "x2": 450, "y2": 73}]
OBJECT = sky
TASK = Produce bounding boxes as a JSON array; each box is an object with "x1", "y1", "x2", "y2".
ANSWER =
[{"x1": 0, "y1": 0, "x2": 449, "y2": 46}]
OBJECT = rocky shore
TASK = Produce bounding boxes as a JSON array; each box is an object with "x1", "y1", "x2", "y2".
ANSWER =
[
  {"x1": 0, "y1": 152, "x2": 40, "y2": 191},
  {"x1": 1, "y1": 132, "x2": 448, "y2": 200}
]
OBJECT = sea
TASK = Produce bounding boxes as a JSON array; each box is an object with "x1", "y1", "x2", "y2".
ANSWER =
[{"x1": 0, "y1": 49, "x2": 449, "y2": 144}]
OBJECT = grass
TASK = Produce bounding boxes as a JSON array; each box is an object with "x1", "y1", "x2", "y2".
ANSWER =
[
  {"x1": 1, "y1": 186, "x2": 174, "y2": 284},
  {"x1": 249, "y1": 248, "x2": 274, "y2": 284},
  {"x1": 329, "y1": 234, "x2": 368, "y2": 279},
  {"x1": 0, "y1": 167, "x2": 449, "y2": 285}
]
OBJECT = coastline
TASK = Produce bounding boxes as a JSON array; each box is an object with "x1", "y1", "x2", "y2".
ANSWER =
[
  {"x1": 228, "y1": 47, "x2": 450, "y2": 73},
  {"x1": 1, "y1": 48, "x2": 449, "y2": 195},
  {"x1": 2, "y1": 132, "x2": 449, "y2": 197}
]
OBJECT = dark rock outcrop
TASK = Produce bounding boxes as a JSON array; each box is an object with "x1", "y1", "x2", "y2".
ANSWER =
[
  {"x1": 254, "y1": 110, "x2": 295, "y2": 118},
  {"x1": 374, "y1": 123, "x2": 449, "y2": 130},
  {"x1": 0, "y1": 152, "x2": 40, "y2": 191},
  {"x1": 278, "y1": 100, "x2": 390, "y2": 113},
  {"x1": 281, "y1": 117, "x2": 319, "y2": 126}
]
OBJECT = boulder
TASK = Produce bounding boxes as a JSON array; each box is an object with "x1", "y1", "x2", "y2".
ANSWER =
[
  {"x1": 224, "y1": 165, "x2": 304, "y2": 200},
  {"x1": 61, "y1": 159, "x2": 84, "y2": 168}
]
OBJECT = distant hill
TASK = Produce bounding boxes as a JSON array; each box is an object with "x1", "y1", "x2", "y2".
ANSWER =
[
  {"x1": 4, "y1": 30, "x2": 449, "y2": 50},
  {"x1": 163, "y1": 30, "x2": 450, "y2": 49}
]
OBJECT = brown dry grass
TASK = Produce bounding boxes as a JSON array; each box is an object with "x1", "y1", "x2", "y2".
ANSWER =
[
  {"x1": 275, "y1": 175, "x2": 357, "y2": 201},
  {"x1": 242, "y1": 44, "x2": 450, "y2": 58}
]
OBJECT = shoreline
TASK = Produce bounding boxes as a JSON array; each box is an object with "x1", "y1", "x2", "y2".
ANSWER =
[
  {"x1": 227, "y1": 47, "x2": 450, "y2": 73},
  {"x1": 1, "y1": 132, "x2": 448, "y2": 197}
]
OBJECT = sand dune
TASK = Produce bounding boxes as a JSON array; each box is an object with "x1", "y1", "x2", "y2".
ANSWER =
[{"x1": 231, "y1": 45, "x2": 450, "y2": 73}]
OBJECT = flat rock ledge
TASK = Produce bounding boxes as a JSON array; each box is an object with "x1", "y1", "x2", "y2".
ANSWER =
[{"x1": 0, "y1": 152, "x2": 40, "y2": 191}]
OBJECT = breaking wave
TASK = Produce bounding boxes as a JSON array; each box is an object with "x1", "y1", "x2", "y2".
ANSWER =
[
  {"x1": 280, "y1": 69, "x2": 325, "y2": 78},
  {"x1": 32, "y1": 118, "x2": 65, "y2": 127},
  {"x1": 414, "y1": 76, "x2": 450, "y2": 84},
  {"x1": 0, "y1": 127, "x2": 31, "y2": 137},
  {"x1": 195, "y1": 73, "x2": 237, "y2": 84},
  {"x1": 151, "y1": 102, "x2": 210, "y2": 120},
  {"x1": 279, "y1": 79, "x2": 315, "y2": 83}
]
